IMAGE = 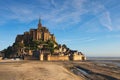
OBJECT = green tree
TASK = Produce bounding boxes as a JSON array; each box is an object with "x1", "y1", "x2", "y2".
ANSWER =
[
  {"x1": 62, "y1": 44, "x2": 67, "y2": 48},
  {"x1": 4, "y1": 46, "x2": 13, "y2": 58}
]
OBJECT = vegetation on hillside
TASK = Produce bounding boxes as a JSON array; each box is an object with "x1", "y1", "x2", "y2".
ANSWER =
[{"x1": 2, "y1": 39, "x2": 56, "y2": 58}]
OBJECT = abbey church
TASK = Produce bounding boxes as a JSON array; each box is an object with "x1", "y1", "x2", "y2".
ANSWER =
[{"x1": 16, "y1": 19, "x2": 56, "y2": 44}]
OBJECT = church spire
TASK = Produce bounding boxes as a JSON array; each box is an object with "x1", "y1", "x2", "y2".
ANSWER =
[
  {"x1": 38, "y1": 18, "x2": 42, "y2": 28},
  {"x1": 38, "y1": 18, "x2": 41, "y2": 24}
]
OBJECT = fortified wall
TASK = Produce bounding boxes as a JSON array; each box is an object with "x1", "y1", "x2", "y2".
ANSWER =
[{"x1": 39, "y1": 53, "x2": 86, "y2": 61}]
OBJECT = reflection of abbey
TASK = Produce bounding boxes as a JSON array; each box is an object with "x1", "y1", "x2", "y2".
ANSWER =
[{"x1": 0, "y1": 19, "x2": 86, "y2": 61}]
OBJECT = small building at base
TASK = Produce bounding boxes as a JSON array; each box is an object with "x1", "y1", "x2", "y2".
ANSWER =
[{"x1": 38, "y1": 51, "x2": 86, "y2": 61}]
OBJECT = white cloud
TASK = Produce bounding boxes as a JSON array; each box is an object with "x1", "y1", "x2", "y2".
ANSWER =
[
  {"x1": 0, "y1": 0, "x2": 119, "y2": 31},
  {"x1": 89, "y1": 1, "x2": 113, "y2": 31},
  {"x1": 99, "y1": 11, "x2": 112, "y2": 31},
  {"x1": 44, "y1": 0, "x2": 88, "y2": 28},
  {"x1": 12, "y1": 0, "x2": 87, "y2": 25}
]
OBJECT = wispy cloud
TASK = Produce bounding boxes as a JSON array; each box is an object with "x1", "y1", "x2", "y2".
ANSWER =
[
  {"x1": 43, "y1": 0, "x2": 87, "y2": 25},
  {"x1": 0, "y1": 0, "x2": 119, "y2": 31},
  {"x1": 81, "y1": 1, "x2": 113, "y2": 31},
  {"x1": 99, "y1": 11, "x2": 112, "y2": 31},
  {"x1": 91, "y1": 2, "x2": 113, "y2": 31},
  {"x1": 0, "y1": 0, "x2": 87, "y2": 26},
  {"x1": 59, "y1": 37, "x2": 96, "y2": 44}
]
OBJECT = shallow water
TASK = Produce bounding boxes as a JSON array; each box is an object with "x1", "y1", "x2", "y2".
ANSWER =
[
  {"x1": 76, "y1": 67, "x2": 88, "y2": 75},
  {"x1": 87, "y1": 57, "x2": 120, "y2": 67},
  {"x1": 87, "y1": 57, "x2": 120, "y2": 60}
]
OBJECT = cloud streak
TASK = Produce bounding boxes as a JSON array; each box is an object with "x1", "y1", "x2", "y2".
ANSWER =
[
  {"x1": 59, "y1": 37, "x2": 96, "y2": 44},
  {"x1": 99, "y1": 11, "x2": 112, "y2": 31},
  {"x1": 0, "y1": 0, "x2": 87, "y2": 25},
  {"x1": 81, "y1": 1, "x2": 113, "y2": 31},
  {"x1": 0, "y1": 0, "x2": 119, "y2": 31}
]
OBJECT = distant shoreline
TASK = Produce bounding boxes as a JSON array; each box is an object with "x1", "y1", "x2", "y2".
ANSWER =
[{"x1": 87, "y1": 57, "x2": 120, "y2": 60}]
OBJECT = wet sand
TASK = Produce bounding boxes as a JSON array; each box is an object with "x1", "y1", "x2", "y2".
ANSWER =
[
  {"x1": 69, "y1": 60, "x2": 120, "y2": 80},
  {"x1": 0, "y1": 60, "x2": 120, "y2": 80}
]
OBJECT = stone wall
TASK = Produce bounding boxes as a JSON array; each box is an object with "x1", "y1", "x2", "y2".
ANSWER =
[
  {"x1": 39, "y1": 54, "x2": 86, "y2": 61},
  {"x1": 24, "y1": 55, "x2": 39, "y2": 60},
  {"x1": 73, "y1": 55, "x2": 86, "y2": 60},
  {"x1": 0, "y1": 57, "x2": 2, "y2": 61},
  {"x1": 47, "y1": 55, "x2": 69, "y2": 61}
]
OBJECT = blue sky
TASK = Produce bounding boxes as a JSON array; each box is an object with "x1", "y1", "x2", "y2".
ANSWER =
[{"x1": 0, "y1": 0, "x2": 120, "y2": 57}]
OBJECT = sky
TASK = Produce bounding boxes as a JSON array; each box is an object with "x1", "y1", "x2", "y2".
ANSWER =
[{"x1": 0, "y1": 0, "x2": 120, "y2": 57}]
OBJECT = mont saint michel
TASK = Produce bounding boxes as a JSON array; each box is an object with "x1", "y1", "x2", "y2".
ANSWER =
[
  {"x1": 0, "y1": 19, "x2": 86, "y2": 61},
  {"x1": 0, "y1": 0, "x2": 120, "y2": 80}
]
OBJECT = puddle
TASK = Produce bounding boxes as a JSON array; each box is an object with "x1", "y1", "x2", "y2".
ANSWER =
[
  {"x1": 97, "y1": 63, "x2": 107, "y2": 67},
  {"x1": 76, "y1": 67, "x2": 88, "y2": 75}
]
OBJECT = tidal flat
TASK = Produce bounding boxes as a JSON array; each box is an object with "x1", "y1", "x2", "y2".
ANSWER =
[{"x1": 0, "y1": 60, "x2": 120, "y2": 80}]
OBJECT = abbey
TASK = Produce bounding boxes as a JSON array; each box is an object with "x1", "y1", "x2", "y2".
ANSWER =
[{"x1": 16, "y1": 19, "x2": 56, "y2": 44}]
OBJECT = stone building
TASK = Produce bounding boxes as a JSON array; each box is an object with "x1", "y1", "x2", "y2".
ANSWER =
[
  {"x1": 15, "y1": 19, "x2": 56, "y2": 44},
  {"x1": 0, "y1": 51, "x2": 3, "y2": 60}
]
